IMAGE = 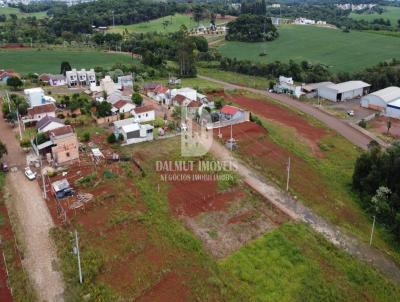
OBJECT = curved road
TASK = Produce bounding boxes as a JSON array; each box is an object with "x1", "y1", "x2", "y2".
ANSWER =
[{"x1": 199, "y1": 75, "x2": 373, "y2": 150}]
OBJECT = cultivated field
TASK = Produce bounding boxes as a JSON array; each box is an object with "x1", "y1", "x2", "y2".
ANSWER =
[
  {"x1": 350, "y1": 6, "x2": 400, "y2": 28},
  {"x1": 218, "y1": 25, "x2": 400, "y2": 72},
  {"x1": 108, "y1": 13, "x2": 232, "y2": 34},
  {"x1": 0, "y1": 48, "x2": 137, "y2": 74},
  {"x1": 0, "y1": 7, "x2": 47, "y2": 20}
]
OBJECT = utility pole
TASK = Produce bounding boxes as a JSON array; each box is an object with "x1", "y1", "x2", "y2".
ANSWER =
[
  {"x1": 16, "y1": 106, "x2": 22, "y2": 141},
  {"x1": 286, "y1": 156, "x2": 291, "y2": 191},
  {"x1": 35, "y1": 136, "x2": 47, "y2": 199},
  {"x1": 369, "y1": 215, "x2": 376, "y2": 246},
  {"x1": 5, "y1": 90, "x2": 11, "y2": 112},
  {"x1": 74, "y1": 230, "x2": 83, "y2": 284}
]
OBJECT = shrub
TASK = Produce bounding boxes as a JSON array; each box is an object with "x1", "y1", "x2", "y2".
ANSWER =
[
  {"x1": 358, "y1": 119, "x2": 367, "y2": 129},
  {"x1": 82, "y1": 132, "x2": 90, "y2": 142},
  {"x1": 107, "y1": 133, "x2": 117, "y2": 144}
]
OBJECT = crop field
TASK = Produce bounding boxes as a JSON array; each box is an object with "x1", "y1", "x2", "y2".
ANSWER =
[
  {"x1": 0, "y1": 7, "x2": 47, "y2": 20},
  {"x1": 218, "y1": 25, "x2": 400, "y2": 72},
  {"x1": 210, "y1": 90, "x2": 400, "y2": 265},
  {"x1": 108, "y1": 13, "x2": 231, "y2": 34},
  {"x1": 0, "y1": 48, "x2": 137, "y2": 74},
  {"x1": 350, "y1": 6, "x2": 400, "y2": 27}
]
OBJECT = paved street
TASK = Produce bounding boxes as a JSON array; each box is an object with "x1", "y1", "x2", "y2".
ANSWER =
[{"x1": 0, "y1": 108, "x2": 65, "y2": 301}]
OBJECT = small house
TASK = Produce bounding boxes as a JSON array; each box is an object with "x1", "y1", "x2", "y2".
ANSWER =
[
  {"x1": 173, "y1": 94, "x2": 191, "y2": 107},
  {"x1": 132, "y1": 105, "x2": 155, "y2": 123},
  {"x1": 24, "y1": 88, "x2": 46, "y2": 107},
  {"x1": 37, "y1": 116, "x2": 65, "y2": 133},
  {"x1": 220, "y1": 105, "x2": 245, "y2": 120},
  {"x1": 113, "y1": 118, "x2": 154, "y2": 145},
  {"x1": 0, "y1": 69, "x2": 20, "y2": 83},
  {"x1": 117, "y1": 74, "x2": 133, "y2": 87},
  {"x1": 27, "y1": 103, "x2": 56, "y2": 121},
  {"x1": 111, "y1": 100, "x2": 135, "y2": 114},
  {"x1": 48, "y1": 74, "x2": 66, "y2": 86},
  {"x1": 49, "y1": 126, "x2": 79, "y2": 166}
]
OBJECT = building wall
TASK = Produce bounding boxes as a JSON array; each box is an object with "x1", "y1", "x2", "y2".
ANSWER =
[
  {"x1": 51, "y1": 135, "x2": 79, "y2": 165},
  {"x1": 361, "y1": 95, "x2": 387, "y2": 111},
  {"x1": 386, "y1": 106, "x2": 400, "y2": 119},
  {"x1": 133, "y1": 110, "x2": 155, "y2": 123},
  {"x1": 318, "y1": 87, "x2": 338, "y2": 102},
  {"x1": 342, "y1": 88, "x2": 364, "y2": 101},
  {"x1": 28, "y1": 91, "x2": 45, "y2": 107}
]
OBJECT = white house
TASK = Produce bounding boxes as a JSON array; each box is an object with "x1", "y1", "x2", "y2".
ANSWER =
[
  {"x1": 274, "y1": 76, "x2": 303, "y2": 98},
  {"x1": 66, "y1": 69, "x2": 96, "y2": 87},
  {"x1": 170, "y1": 87, "x2": 197, "y2": 102},
  {"x1": 36, "y1": 116, "x2": 65, "y2": 133},
  {"x1": 361, "y1": 87, "x2": 400, "y2": 111},
  {"x1": 152, "y1": 85, "x2": 169, "y2": 104},
  {"x1": 49, "y1": 74, "x2": 66, "y2": 86},
  {"x1": 24, "y1": 88, "x2": 45, "y2": 107},
  {"x1": 27, "y1": 103, "x2": 56, "y2": 121},
  {"x1": 294, "y1": 17, "x2": 316, "y2": 25},
  {"x1": 113, "y1": 118, "x2": 154, "y2": 145},
  {"x1": 117, "y1": 75, "x2": 133, "y2": 87},
  {"x1": 317, "y1": 81, "x2": 370, "y2": 102},
  {"x1": 132, "y1": 105, "x2": 155, "y2": 123},
  {"x1": 111, "y1": 100, "x2": 135, "y2": 114},
  {"x1": 386, "y1": 99, "x2": 400, "y2": 119}
]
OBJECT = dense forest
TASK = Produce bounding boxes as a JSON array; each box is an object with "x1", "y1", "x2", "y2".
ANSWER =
[{"x1": 226, "y1": 14, "x2": 278, "y2": 42}]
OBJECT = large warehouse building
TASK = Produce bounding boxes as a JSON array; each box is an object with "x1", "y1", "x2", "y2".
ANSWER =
[
  {"x1": 317, "y1": 81, "x2": 370, "y2": 102},
  {"x1": 361, "y1": 86, "x2": 400, "y2": 111},
  {"x1": 386, "y1": 100, "x2": 400, "y2": 119}
]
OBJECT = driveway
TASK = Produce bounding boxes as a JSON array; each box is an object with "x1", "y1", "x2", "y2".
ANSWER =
[
  {"x1": 0, "y1": 106, "x2": 65, "y2": 301},
  {"x1": 199, "y1": 75, "x2": 373, "y2": 150}
]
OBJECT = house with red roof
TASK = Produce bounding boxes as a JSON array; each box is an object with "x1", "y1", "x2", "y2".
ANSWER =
[
  {"x1": 27, "y1": 103, "x2": 56, "y2": 121},
  {"x1": 132, "y1": 105, "x2": 155, "y2": 123},
  {"x1": 111, "y1": 100, "x2": 135, "y2": 115},
  {"x1": 0, "y1": 69, "x2": 20, "y2": 83}
]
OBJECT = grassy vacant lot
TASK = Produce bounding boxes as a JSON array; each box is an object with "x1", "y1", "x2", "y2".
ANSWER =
[
  {"x1": 222, "y1": 223, "x2": 400, "y2": 302},
  {"x1": 0, "y1": 7, "x2": 48, "y2": 19},
  {"x1": 0, "y1": 48, "x2": 137, "y2": 74},
  {"x1": 217, "y1": 90, "x2": 400, "y2": 264},
  {"x1": 198, "y1": 67, "x2": 270, "y2": 89},
  {"x1": 218, "y1": 25, "x2": 400, "y2": 72},
  {"x1": 350, "y1": 6, "x2": 400, "y2": 28},
  {"x1": 108, "y1": 13, "x2": 227, "y2": 34}
]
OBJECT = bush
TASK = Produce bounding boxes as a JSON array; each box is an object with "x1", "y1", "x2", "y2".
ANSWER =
[
  {"x1": 82, "y1": 132, "x2": 90, "y2": 142},
  {"x1": 107, "y1": 133, "x2": 117, "y2": 144},
  {"x1": 358, "y1": 119, "x2": 367, "y2": 129}
]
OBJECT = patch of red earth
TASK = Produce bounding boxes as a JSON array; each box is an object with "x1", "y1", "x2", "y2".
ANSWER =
[
  {"x1": 0, "y1": 198, "x2": 17, "y2": 302},
  {"x1": 212, "y1": 91, "x2": 328, "y2": 155},
  {"x1": 217, "y1": 122, "x2": 356, "y2": 221},
  {"x1": 369, "y1": 116, "x2": 400, "y2": 138},
  {"x1": 136, "y1": 272, "x2": 189, "y2": 302},
  {"x1": 168, "y1": 175, "x2": 245, "y2": 217}
]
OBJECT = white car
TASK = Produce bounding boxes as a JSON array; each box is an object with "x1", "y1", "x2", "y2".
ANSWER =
[
  {"x1": 347, "y1": 110, "x2": 354, "y2": 117},
  {"x1": 24, "y1": 167, "x2": 37, "y2": 181},
  {"x1": 181, "y1": 123, "x2": 188, "y2": 132}
]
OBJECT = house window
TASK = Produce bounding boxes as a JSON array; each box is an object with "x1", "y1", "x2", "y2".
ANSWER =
[
  {"x1": 146, "y1": 113, "x2": 148, "y2": 117},
  {"x1": 66, "y1": 152, "x2": 70, "y2": 157}
]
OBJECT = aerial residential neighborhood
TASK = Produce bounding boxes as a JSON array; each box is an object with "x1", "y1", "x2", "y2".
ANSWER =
[{"x1": 1, "y1": 0, "x2": 400, "y2": 301}]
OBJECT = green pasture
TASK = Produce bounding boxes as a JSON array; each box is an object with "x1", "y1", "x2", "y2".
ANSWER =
[
  {"x1": 350, "y1": 6, "x2": 400, "y2": 28},
  {"x1": 0, "y1": 48, "x2": 138, "y2": 74},
  {"x1": 218, "y1": 25, "x2": 400, "y2": 72}
]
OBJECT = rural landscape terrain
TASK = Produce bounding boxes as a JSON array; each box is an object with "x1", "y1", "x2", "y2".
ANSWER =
[{"x1": 1, "y1": 0, "x2": 400, "y2": 301}]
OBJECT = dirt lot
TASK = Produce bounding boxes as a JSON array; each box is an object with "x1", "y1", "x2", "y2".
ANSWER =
[
  {"x1": 212, "y1": 91, "x2": 329, "y2": 156},
  {"x1": 369, "y1": 115, "x2": 400, "y2": 139},
  {"x1": 321, "y1": 99, "x2": 375, "y2": 121}
]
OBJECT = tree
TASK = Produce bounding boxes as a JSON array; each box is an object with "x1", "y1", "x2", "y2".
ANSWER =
[
  {"x1": 371, "y1": 186, "x2": 391, "y2": 217},
  {"x1": 82, "y1": 132, "x2": 90, "y2": 142},
  {"x1": 226, "y1": 14, "x2": 278, "y2": 42},
  {"x1": 96, "y1": 101, "x2": 112, "y2": 117},
  {"x1": 0, "y1": 141, "x2": 7, "y2": 160},
  {"x1": 387, "y1": 118, "x2": 392, "y2": 134},
  {"x1": 107, "y1": 133, "x2": 117, "y2": 144},
  {"x1": 6, "y1": 76, "x2": 23, "y2": 90},
  {"x1": 131, "y1": 93, "x2": 143, "y2": 106},
  {"x1": 60, "y1": 61, "x2": 72, "y2": 75}
]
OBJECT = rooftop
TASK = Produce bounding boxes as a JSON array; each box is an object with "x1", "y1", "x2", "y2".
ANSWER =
[
  {"x1": 36, "y1": 116, "x2": 64, "y2": 131},
  {"x1": 326, "y1": 81, "x2": 370, "y2": 93},
  {"x1": 27, "y1": 103, "x2": 56, "y2": 116},
  {"x1": 221, "y1": 105, "x2": 240, "y2": 116},
  {"x1": 134, "y1": 105, "x2": 154, "y2": 114},
  {"x1": 368, "y1": 86, "x2": 400, "y2": 103},
  {"x1": 121, "y1": 123, "x2": 140, "y2": 133}
]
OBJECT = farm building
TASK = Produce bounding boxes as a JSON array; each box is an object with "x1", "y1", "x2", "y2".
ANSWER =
[
  {"x1": 274, "y1": 76, "x2": 303, "y2": 98},
  {"x1": 302, "y1": 81, "x2": 334, "y2": 98},
  {"x1": 361, "y1": 86, "x2": 400, "y2": 111},
  {"x1": 317, "y1": 81, "x2": 370, "y2": 102},
  {"x1": 386, "y1": 99, "x2": 400, "y2": 119}
]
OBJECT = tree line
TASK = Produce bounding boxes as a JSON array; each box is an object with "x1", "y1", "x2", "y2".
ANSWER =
[{"x1": 226, "y1": 14, "x2": 278, "y2": 42}]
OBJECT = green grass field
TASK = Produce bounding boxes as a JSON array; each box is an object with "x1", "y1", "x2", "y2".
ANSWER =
[
  {"x1": 0, "y1": 7, "x2": 48, "y2": 19},
  {"x1": 350, "y1": 6, "x2": 400, "y2": 28},
  {"x1": 222, "y1": 223, "x2": 400, "y2": 302},
  {"x1": 0, "y1": 48, "x2": 138, "y2": 74},
  {"x1": 218, "y1": 25, "x2": 400, "y2": 72},
  {"x1": 108, "y1": 13, "x2": 226, "y2": 34}
]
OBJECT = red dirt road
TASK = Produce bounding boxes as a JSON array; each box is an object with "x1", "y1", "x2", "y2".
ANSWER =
[{"x1": 200, "y1": 75, "x2": 372, "y2": 150}]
